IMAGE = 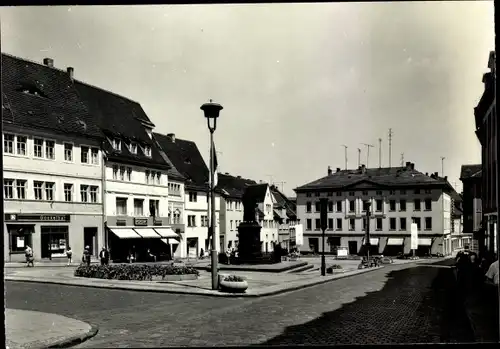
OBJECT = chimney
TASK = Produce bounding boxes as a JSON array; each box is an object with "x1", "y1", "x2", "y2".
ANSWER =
[
  {"x1": 405, "y1": 161, "x2": 411, "y2": 170},
  {"x1": 336, "y1": 167, "x2": 341, "y2": 173},
  {"x1": 361, "y1": 164, "x2": 366, "y2": 174},
  {"x1": 410, "y1": 163, "x2": 415, "y2": 170},
  {"x1": 327, "y1": 166, "x2": 332, "y2": 176},
  {"x1": 43, "y1": 58, "x2": 54, "y2": 68},
  {"x1": 425, "y1": 172, "x2": 429, "y2": 176},
  {"x1": 67, "y1": 67, "x2": 74, "y2": 81},
  {"x1": 434, "y1": 172, "x2": 439, "y2": 177},
  {"x1": 444, "y1": 176, "x2": 448, "y2": 181},
  {"x1": 167, "y1": 133, "x2": 175, "y2": 143}
]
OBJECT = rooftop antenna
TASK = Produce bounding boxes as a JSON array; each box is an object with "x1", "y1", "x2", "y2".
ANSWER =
[
  {"x1": 361, "y1": 143, "x2": 374, "y2": 168},
  {"x1": 265, "y1": 174, "x2": 274, "y2": 184},
  {"x1": 357, "y1": 148, "x2": 361, "y2": 167},
  {"x1": 378, "y1": 138, "x2": 382, "y2": 168},
  {"x1": 274, "y1": 181, "x2": 287, "y2": 193},
  {"x1": 400, "y1": 153, "x2": 404, "y2": 166},
  {"x1": 388, "y1": 128, "x2": 394, "y2": 167},
  {"x1": 341, "y1": 145, "x2": 348, "y2": 170},
  {"x1": 440, "y1": 156, "x2": 445, "y2": 177}
]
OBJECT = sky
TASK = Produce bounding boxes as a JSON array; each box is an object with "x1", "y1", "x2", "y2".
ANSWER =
[{"x1": 1, "y1": 2, "x2": 495, "y2": 197}]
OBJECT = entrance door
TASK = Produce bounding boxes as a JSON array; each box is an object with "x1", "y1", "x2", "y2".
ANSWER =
[
  {"x1": 84, "y1": 227, "x2": 98, "y2": 257},
  {"x1": 348, "y1": 241, "x2": 358, "y2": 255},
  {"x1": 309, "y1": 238, "x2": 319, "y2": 254}
]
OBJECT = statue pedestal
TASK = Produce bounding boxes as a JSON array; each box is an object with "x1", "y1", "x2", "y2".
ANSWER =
[{"x1": 237, "y1": 221, "x2": 264, "y2": 264}]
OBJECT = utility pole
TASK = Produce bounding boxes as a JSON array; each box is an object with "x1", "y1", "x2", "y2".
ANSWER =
[
  {"x1": 341, "y1": 145, "x2": 348, "y2": 170},
  {"x1": 400, "y1": 153, "x2": 404, "y2": 166},
  {"x1": 388, "y1": 128, "x2": 394, "y2": 167},
  {"x1": 378, "y1": 138, "x2": 382, "y2": 168},
  {"x1": 274, "y1": 181, "x2": 286, "y2": 193},
  {"x1": 357, "y1": 148, "x2": 361, "y2": 167},
  {"x1": 440, "y1": 157, "x2": 445, "y2": 177},
  {"x1": 361, "y1": 143, "x2": 374, "y2": 168}
]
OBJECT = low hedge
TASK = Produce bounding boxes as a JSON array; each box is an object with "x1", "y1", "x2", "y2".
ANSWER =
[{"x1": 74, "y1": 263, "x2": 199, "y2": 281}]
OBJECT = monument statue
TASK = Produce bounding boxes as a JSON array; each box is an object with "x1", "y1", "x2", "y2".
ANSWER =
[
  {"x1": 242, "y1": 195, "x2": 258, "y2": 222},
  {"x1": 238, "y1": 189, "x2": 266, "y2": 264}
]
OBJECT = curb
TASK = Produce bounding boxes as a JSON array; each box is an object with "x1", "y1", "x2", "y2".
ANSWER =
[
  {"x1": 5, "y1": 266, "x2": 384, "y2": 298},
  {"x1": 48, "y1": 324, "x2": 99, "y2": 348}
]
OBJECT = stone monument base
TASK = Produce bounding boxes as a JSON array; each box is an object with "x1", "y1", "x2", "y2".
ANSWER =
[{"x1": 236, "y1": 221, "x2": 278, "y2": 264}]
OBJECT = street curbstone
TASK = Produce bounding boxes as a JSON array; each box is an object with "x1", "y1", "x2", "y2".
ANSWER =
[{"x1": 48, "y1": 324, "x2": 99, "y2": 348}]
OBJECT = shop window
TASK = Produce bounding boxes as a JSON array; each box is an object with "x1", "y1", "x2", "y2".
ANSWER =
[
  {"x1": 8, "y1": 225, "x2": 34, "y2": 253},
  {"x1": 41, "y1": 226, "x2": 69, "y2": 258}
]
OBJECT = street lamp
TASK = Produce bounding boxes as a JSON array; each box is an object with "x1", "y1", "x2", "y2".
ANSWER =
[
  {"x1": 364, "y1": 201, "x2": 372, "y2": 266},
  {"x1": 319, "y1": 198, "x2": 328, "y2": 276},
  {"x1": 201, "y1": 99, "x2": 223, "y2": 291}
]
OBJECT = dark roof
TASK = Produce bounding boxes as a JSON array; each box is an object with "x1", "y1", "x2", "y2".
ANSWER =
[
  {"x1": 154, "y1": 132, "x2": 209, "y2": 191},
  {"x1": 216, "y1": 173, "x2": 257, "y2": 199},
  {"x1": 243, "y1": 183, "x2": 269, "y2": 204},
  {"x1": 460, "y1": 164, "x2": 482, "y2": 181},
  {"x1": 270, "y1": 185, "x2": 297, "y2": 220},
  {"x1": 295, "y1": 165, "x2": 452, "y2": 192},
  {"x1": 1, "y1": 53, "x2": 103, "y2": 140}
]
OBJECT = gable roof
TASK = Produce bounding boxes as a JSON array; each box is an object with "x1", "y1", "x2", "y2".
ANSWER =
[
  {"x1": 269, "y1": 185, "x2": 297, "y2": 220},
  {"x1": 295, "y1": 165, "x2": 451, "y2": 192},
  {"x1": 216, "y1": 173, "x2": 257, "y2": 199},
  {"x1": 154, "y1": 132, "x2": 209, "y2": 191},
  {"x1": 460, "y1": 164, "x2": 482, "y2": 181},
  {"x1": 1, "y1": 53, "x2": 103, "y2": 140},
  {"x1": 243, "y1": 183, "x2": 269, "y2": 204}
]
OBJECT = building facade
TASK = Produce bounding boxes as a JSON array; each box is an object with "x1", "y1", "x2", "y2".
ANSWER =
[
  {"x1": 460, "y1": 164, "x2": 482, "y2": 252},
  {"x1": 474, "y1": 50, "x2": 497, "y2": 257},
  {"x1": 2, "y1": 54, "x2": 105, "y2": 263},
  {"x1": 269, "y1": 185, "x2": 299, "y2": 251},
  {"x1": 294, "y1": 163, "x2": 459, "y2": 257}
]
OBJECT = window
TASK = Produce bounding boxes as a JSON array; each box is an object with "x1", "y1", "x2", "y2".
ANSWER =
[
  {"x1": 45, "y1": 140, "x2": 55, "y2": 160},
  {"x1": 336, "y1": 192, "x2": 342, "y2": 196},
  {"x1": 362, "y1": 201, "x2": 370, "y2": 212},
  {"x1": 34, "y1": 181, "x2": 43, "y2": 200},
  {"x1": 189, "y1": 192, "x2": 197, "y2": 202},
  {"x1": 64, "y1": 143, "x2": 73, "y2": 161},
  {"x1": 328, "y1": 218, "x2": 334, "y2": 230},
  {"x1": 362, "y1": 191, "x2": 368, "y2": 196},
  {"x1": 328, "y1": 201, "x2": 333, "y2": 212},
  {"x1": 336, "y1": 218, "x2": 343, "y2": 231},
  {"x1": 389, "y1": 218, "x2": 396, "y2": 230},
  {"x1": 201, "y1": 216, "x2": 208, "y2": 227},
  {"x1": 4, "y1": 133, "x2": 14, "y2": 154},
  {"x1": 156, "y1": 172, "x2": 161, "y2": 185},
  {"x1": 400, "y1": 190, "x2": 406, "y2": 195},
  {"x1": 34, "y1": 138, "x2": 43, "y2": 158},
  {"x1": 130, "y1": 142, "x2": 138, "y2": 154},
  {"x1": 144, "y1": 145, "x2": 152, "y2": 157},
  {"x1": 349, "y1": 191, "x2": 355, "y2": 196},
  {"x1": 134, "y1": 199, "x2": 144, "y2": 216},
  {"x1": 126, "y1": 167, "x2": 132, "y2": 181},
  {"x1": 266, "y1": 204, "x2": 272, "y2": 212},
  {"x1": 425, "y1": 217, "x2": 432, "y2": 230},
  {"x1": 414, "y1": 189, "x2": 421, "y2": 194},
  {"x1": 230, "y1": 220, "x2": 234, "y2": 230},
  {"x1": 349, "y1": 219, "x2": 355, "y2": 230},
  {"x1": 349, "y1": 200, "x2": 355, "y2": 212},
  {"x1": 64, "y1": 184, "x2": 73, "y2": 202},
  {"x1": 16, "y1": 180, "x2": 26, "y2": 199},
  {"x1": 327, "y1": 191, "x2": 333, "y2": 197},
  {"x1": 424, "y1": 189, "x2": 432, "y2": 194},
  {"x1": 112, "y1": 165, "x2": 118, "y2": 180},
  {"x1": 362, "y1": 217, "x2": 367, "y2": 231},
  {"x1": 188, "y1": 215, "x2": 196, "y2": 227},
  {"x1": 315, "y1": 192, "x2": 320, "y2": 197},
  {"x1": 9, "y1": 225, "x2": 34, "y2": 253},
  {"x1": 16, "y1": 136, "x2": 27, "y2": 156},
  {"x1": 336, "y1": 201, "x2": 342, "y2": 212},
  {"x1": 116, "y1": 198, "x2": 127, "y2": 215},
  {"x1": 306, "y1": 192, "x2": 311, "y2": 197},
  {"x1": 173, "y1": 210, "x2": 181, "y2": 224},
  {"x1": 389, "y1": 190, "x2": 396, "y2": 195},
  {"x1": 376, "y1": 190, "x2": 383, "y2": 195},
  {"x1": 306, "y1": 202, "x2": 312, "y2": 213},
  {"x1": 90, "y1": 186, "x2": 98, "y2": 203},
  {"x1": 91, "y1": 148, "x2": 99, "y2": 165},
  {"x1": 414, "y1": 199, "x2": 421, "y2": 211},
  {"x1": 119, "y1": 166, "x2": 125, "y2": 181},
  {"x1": 400, "y1": 218, "x2": 407, "y2": 231},
  {"x1": 376, "y1": 218, "x2": 382, "y2": 230},
  {"x1": 81, "y1": 146, "x2": 89, "y2": 163},
  {"x1": 44, "y1": 182, "x2": 54, "y2": 201},
  {"x1": 376, "y1": 199, "x2": 383, "y2": 212},
  {"x1": 425, "y1": 198, "x2": 432, "y2": 211},
  {"x1": 400, "y1": 200, "x2": 406, "y2": 211},
  {"x1": 389, "y1": 200, "x2": 396, "y2": 211},
  {"x1": 4, "y1": 179, "x2": 14, "y2": 199},
  {"x1": 149, "y1": 200, "x2": 160, "y2": 217},
  {"x1": 413, "y1": 217, "x2": 421, "y2": 230},
  {"x1": 306, "y1": 219, "x2": 312, "y2": 230},
  {"x1": 315, "y1": 202, "x2": 321, "y2": 212},
  {"x1": 145, "y1": 170, "x2": 150, "y2": 183},
  {"x1": 80, "y1": 185, "x2": 89, "y2": 202},
  {"x1": 315, "y1": 218, "x2": 320, "y2": 230},
  {"x1": 113, "y1": 139, "x2": 121, "y2": 151}
]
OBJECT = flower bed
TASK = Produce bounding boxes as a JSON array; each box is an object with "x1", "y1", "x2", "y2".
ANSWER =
[
  {"x1": 219, "y1": 274, "x2": 248, "y2": 293},
  {"x1": 74, "y1": 264, "x2": 199, "y2": 281},
  {"x1": 327, "y1": 264, "x2": 344, "y2": 274}
]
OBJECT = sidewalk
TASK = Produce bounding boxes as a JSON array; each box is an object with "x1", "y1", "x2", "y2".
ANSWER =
[{"x1": 5, "y1": 308, "x2": 98, "y2": 349}]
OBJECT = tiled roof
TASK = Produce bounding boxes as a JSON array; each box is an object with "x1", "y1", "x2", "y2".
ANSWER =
[
  {"x1": 243, "y1": 183, "x2": 269, "y2": 204},
  {"x1": 73, "y1": 81, "x2": 169, "y2": 170},
  {"x1": 460, "y1": 164, "x2": 482, "y2": 180},
  {"x1": 270, "y1": 185, "x2": 297, "y2": 220},
  {"x1": 153, "y1": 132, "x2": 209, "y2": 191},
  {"x1": 295, "y1": 165, "x2": 451, "y2": 192},
  {"x1": 216, "y1": 173, "x2": 257, "y2": 199},
  {"x1": 1, "y1": 53, "x2": 103, "y2": 139}
]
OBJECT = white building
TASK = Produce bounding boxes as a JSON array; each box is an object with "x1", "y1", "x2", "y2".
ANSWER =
[{"x1": 2, "y1": 53, "x2": 105, "y2": 263}]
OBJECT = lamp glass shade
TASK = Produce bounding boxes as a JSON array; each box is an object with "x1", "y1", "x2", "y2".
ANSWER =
[{"x1": 201, "y1": 102, "x2": 223, "y2": 120}]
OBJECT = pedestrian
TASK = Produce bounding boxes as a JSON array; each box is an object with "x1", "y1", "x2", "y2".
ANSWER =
[
  {"x1": 99, "y1": 247, "x2": 109, "y2": 265},
  {"x1": 485, "y1": 259, "x2": 499, "y2": 285},
  {"x1": 25, "y1": 246, "x2": 34, "y2": 267},
  {"x1": 199, "y1": 248, "x2": 204, "y2": 260},
  {"x1": 82, "y1": 246, "x2": 91, "y2": 266},
  {"x1": 65, "y1": 246, "x2": 73, "y2": 266}
]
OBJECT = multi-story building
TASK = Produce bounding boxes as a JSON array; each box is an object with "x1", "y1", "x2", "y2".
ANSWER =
[
  {"x1": 269, "y1": 185, "x2": 299, "y2": 251},
  {"x1": 216, "y1": 173, "x2": 257, "y2": 251},
  {"x1": 474, "y1": 50, "x2": 497, "y2": 256},
  {"x1": 294, "y1": 162, "x2": 460, "y2": 257},
  {"x1": 460, "y1": 164, "x2": 482, "y2": 252},
  {"x1": 2, "y1": 54, "x2": 105, "y2": 263},
  {"x1": 154, "y1": 132, "x2": 221, "y2": 258}
]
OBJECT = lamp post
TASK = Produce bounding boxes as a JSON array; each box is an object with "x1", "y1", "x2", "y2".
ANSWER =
[
  {"x1": 320, "y1": 198, "x2": 328, "y2": 276},
  {"x1": 201, "y1": 99, "x2": 223, "y2": 291},
  {"x1": 365, "y1": 201, "x2": 372, "y2": 266}
]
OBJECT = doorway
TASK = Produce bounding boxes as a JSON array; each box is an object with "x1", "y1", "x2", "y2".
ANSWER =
[
  {"x1": 84, "y1": 227, "x2": 98, "y2": 257},
  {"x1": 41, "y1": 226, "x2": 69, "y2": 259},
  {"x1": 309, "y1": 238, "x2": 319, "y2": 254},
  {"x1": 348, "y1": 241, "x2": 358, "y2": 255}
]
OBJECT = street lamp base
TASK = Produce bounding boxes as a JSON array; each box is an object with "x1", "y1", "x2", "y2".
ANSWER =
[
  {"x1": 320, "y1": 255, "x2": 326, "y2": 276},
  {"x1": 211, "y1": 249, "x2": 219, "y2": 290}
]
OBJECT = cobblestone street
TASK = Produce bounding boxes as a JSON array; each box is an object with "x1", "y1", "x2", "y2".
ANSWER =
[{"x1": 5, "y1": 261, "x2": 479, "y2": 347}]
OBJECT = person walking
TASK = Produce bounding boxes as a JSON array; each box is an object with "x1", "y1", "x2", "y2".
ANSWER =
[
  {"x1": 99, "y1": 247, "x2": 109, "y2": 265},
  {"x1": 65, "y1": 246, "x2": 73, "y2": 266},
  {"x1": 25, "y1": 246, "x2": 34, "y2": 267},
  {"x1": 82, "y1": 246, "x2": 91, "y2": 266}
]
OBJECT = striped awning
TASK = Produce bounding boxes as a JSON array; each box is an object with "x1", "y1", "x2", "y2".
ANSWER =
[
  {"x1": 154, "y1": 227, "x2": 178, "y2": 238},
  {"x1": 418, "y1": 238, "x2": 432, "y2": 246},
  {"x1": 387, "y1": 238, "x2": 404, "y2": 246},
  {"x1": 362, "y1": 237, "x2": 380, "y2": 245},
  {"x1": 109, "y1": 228, "x2": 141, "y2": 239}
]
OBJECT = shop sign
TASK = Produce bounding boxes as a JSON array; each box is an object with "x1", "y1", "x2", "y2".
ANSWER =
[
  {"x1": 5, "y1": 214, "x2": 70, "y2": 222},
  {"x1": 153, "y1": 219, "x2": 163, "y2": 226},
  {"x1": 116, "y1": 220, "x2": 127, "y2": 226},
  {"x1": 134, "y1": 218, "x2": 148, "y2": 226}
]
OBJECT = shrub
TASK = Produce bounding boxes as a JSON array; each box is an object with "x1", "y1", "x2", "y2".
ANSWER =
[
  {"x1": 223, "y1": 275, "x2": 245, "y2": 282},
  {"x1": 331, "y1": 264, "x2": 343, "y2": 269},
  {"x1": 74, "y1": 263, "x2": 199, "y2": 281}
]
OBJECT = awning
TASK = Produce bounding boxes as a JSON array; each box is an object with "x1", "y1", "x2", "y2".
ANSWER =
[
  {"x1": 109, "y1": 228, "x2": 141, "y2": 239},
  {"x1": 418, "y1": 238, "x2": 432, "y2": 246},
  {"x1": 362, "y1": 237, "x2": 380, "y2": 245},
  {"x1": 154, "y1": 227, "x2": 178, "y2": 238},
  {"x1": 387, "y1": 238, "x2": 404, "y2": 246},
  {"x1": 161, "y1": 238, "x2": 179, "y2": 245},
  {"x1": 134, "y1": 228, "x2": 161, "y2": 238}
]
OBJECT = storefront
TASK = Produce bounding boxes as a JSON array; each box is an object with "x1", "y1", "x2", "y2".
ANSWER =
[
  {"x1": 384, "y1": 237, "x2": 405, "y2": 256},
  {"x1": 4, "y1": 213, "x2": 103, "y2": 263},
  {"x1": 360, "y1": 237, "x2": 380, "y2": 256}
]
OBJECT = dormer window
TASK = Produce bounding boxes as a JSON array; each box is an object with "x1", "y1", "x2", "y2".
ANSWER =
[
  {"x1": 142, "y1": 145, "x2": 152, "y2": 157},
  {"x1": 112, "y1": 139, "x2": 121, "y2": 151},
  {"x1": 16, "y1": 84, "x2": 47, "y2": 98},
  {"x1": 129, "y1": 142, "x2": 137, "y2": 154}
]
